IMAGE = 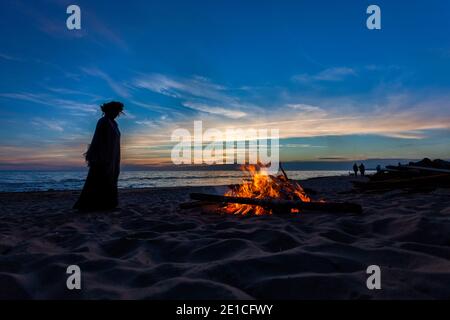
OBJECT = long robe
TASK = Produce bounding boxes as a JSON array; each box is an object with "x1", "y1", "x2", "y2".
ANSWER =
[{"x1": 74, "y1": 116, "x2": 121, "y2": 211}]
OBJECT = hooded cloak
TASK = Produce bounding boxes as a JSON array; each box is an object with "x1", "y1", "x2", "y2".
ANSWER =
[{"x1": 74, "y1": 117, "x2": 121, "y2": 210}]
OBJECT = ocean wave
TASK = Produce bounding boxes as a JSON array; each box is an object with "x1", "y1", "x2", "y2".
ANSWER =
[
  {"x1": 0, "y1": 170, "x2": 352, "y2": 192},
  {"x1": 120, "y1": 175, "x2": 240, "y2": 181}
]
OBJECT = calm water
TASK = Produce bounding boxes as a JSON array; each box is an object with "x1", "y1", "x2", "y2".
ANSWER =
[{"x1": 0, "y1": 170, "x2": 364, "y2": 192}]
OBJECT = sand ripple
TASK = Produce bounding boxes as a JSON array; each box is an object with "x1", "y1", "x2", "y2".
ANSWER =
[{"x1": 0, "y1": 177, "x2": 449, "y2": 299}]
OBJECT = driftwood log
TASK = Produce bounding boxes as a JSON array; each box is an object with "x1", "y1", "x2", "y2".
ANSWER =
[
  {"x1": 354, "y1": 173, "x2": 450, "y2": 191},
  {"x1": 402, "y1": 166, "x2": 450, "y2": 174},
  {"x1": 189, "y1": 193, "x2": 362, "y2": 214}
]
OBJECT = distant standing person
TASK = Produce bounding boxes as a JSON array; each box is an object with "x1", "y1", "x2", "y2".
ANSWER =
[
  {"x1": 353, "y1": 163, "x2": 358, "y2": 176},
  {"x1": 74, "y1": 101, "x2": 124, "y2": 211},
  {"x1": 359, "y1": 163, "x2": 366, "y2": 176}
]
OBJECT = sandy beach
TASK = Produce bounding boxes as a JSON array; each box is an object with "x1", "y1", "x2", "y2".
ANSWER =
[{"x1": 0, "y1": 176, "x2": 449, "y2": 299}]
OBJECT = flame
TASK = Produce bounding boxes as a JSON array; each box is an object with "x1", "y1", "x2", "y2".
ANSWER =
[{"x1": 224, "y1": 164, "x2": 311, "y2": 215}]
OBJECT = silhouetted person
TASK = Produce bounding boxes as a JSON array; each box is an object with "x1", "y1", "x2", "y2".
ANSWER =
[
  {"x1": 376, "y1": 164, "x2": 381, "y2": 173},
  {"x1": 359, "y1": 163, "x2": 366, "y2": 176},
  {"x1": 74, "y1": 101, "x2": 124, "y2": 211},
  {"x1": 353, "y1": 163, "x2": 358, "y2": 176}
]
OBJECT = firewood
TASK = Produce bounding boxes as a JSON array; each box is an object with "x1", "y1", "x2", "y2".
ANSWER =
[
  {"x1": 189, "y1": 193, "x2": 362, "y2": 214},
  {"x1": 279, "y1": 162, "x2": 289, "y2": 181}
]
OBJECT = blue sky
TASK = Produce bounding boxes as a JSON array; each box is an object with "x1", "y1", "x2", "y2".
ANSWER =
[{"x1": 0, "y1": 0, "x2": 449, "y2": 169}]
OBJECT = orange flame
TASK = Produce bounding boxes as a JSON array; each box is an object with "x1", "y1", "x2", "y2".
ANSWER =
[{"x1": 224, "y1": 164, "x2": 311, "y2": 215}]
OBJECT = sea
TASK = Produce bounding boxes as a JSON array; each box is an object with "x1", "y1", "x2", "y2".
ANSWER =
[{"x1": 0, "y1": 170, "x2": 375, "y2": 193}]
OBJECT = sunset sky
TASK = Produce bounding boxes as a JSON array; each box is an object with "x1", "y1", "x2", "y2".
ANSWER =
[{"x1": 0, "y1": 0, "x2": 449, "y2": 170}]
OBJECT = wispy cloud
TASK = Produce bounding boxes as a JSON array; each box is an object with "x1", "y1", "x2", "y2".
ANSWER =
[
  {"x1": 45, "y1": 87, "x2": 103, "y2": 100},
  {"x1": 0, "y1": 50, "x2": 83, "y2": 81},
  {"x1": 0, "y1": 92, "x2": 98, "y2": 115},
  {"x1": 182, "y1": 102, "x2": 247, "y2": 119},
  {"x1": 133, "y1": 74, "x2": 231, "y2": 101},
  {"x1": 31, "y1": 118, "x2": 65, "y2": 132},
  {"x1": 84, "y1": 9, "x2": 128, "y2": 50},
  {"x1": 293, "y1": 67, "x2": 357, "y2": 83},
  {"x1": 133, "y1": 73, "x2": 260, "y2": 120},
  {"x1": 0, "y1": 144, "x2": 86, "y2": 169},
  {"x1": 0, "y1": 53, "x2": 22, "y2": 62},
  {"x1": 286, "y1": 103, "x2": 327, "y2": 116},
  {"x1": 130, "y1": 100, "x2": 175, "y2": 114},
  {"x1": 82, "y1": 67, "x2": 130, "y2": 98}
]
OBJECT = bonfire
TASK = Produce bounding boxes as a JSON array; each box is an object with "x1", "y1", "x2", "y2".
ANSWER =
[
  {"x1": 224, "y1": 164, "x2": 311, "y2": 215},
  {"x1": 185, "y1": 164, "x2": 362, "y2": 215}
]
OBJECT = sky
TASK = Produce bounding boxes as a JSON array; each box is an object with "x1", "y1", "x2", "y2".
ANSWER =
[{"x1": 0, "y1": 0, "x2": 449, "y2": 170}]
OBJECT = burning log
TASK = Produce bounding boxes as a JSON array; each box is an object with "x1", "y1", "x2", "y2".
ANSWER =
[
  {"x1": 223, "y1": 164, "x2": 312, "y2": 215},
  {"x1": 190, "y1": 193, "x2": 362, "y2": 214}
]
